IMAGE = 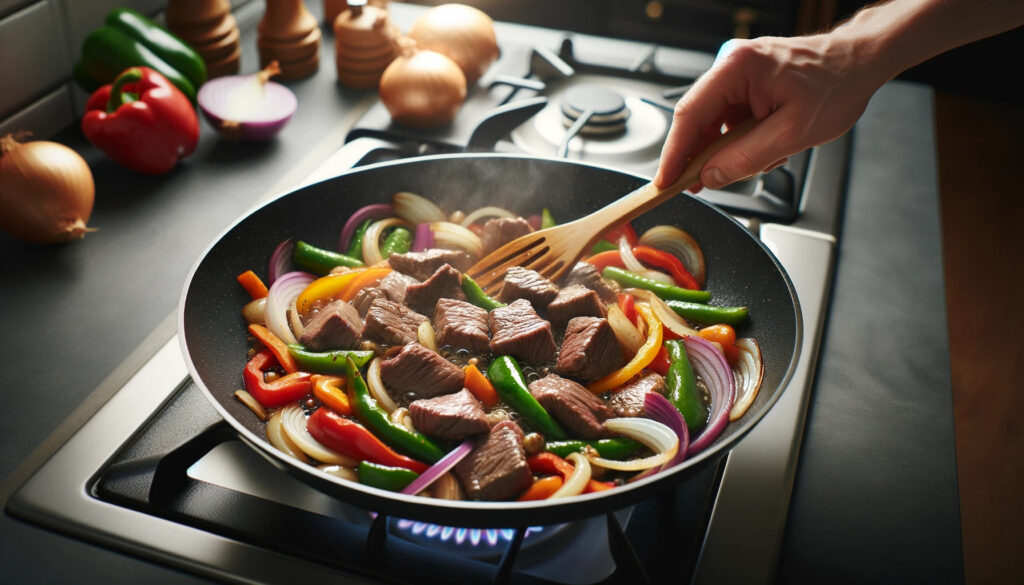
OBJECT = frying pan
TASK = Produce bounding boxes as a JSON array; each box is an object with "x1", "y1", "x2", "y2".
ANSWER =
[{"x1": 178, "y1": 153, "x2": 802, "y2": 528}]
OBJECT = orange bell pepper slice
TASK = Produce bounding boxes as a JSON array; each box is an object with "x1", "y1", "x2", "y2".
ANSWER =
[
  {"x1": 588, "y1": 302, "x2": 663, "y2": 393},
  {"x1": 248, "y1": 323, "x2": 299, "y2": 373},
  {"x1": 237, "y1": 270, "x2": 269, "y2": 299},
  {"x1": 517, "y1": 475, "x2": 564, "y2": 501},
  {"x1": 340, "y1": 266, "x2": 391, "y2": 302},
  {"x1": 463, "y1": 362, "x2": 500, "y2": 408},
  {"x1": 311, "y1": 374, "x2": 352, "y2": 416}
]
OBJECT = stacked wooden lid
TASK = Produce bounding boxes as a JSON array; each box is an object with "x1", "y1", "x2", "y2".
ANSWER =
[
  {"x1": 333, "y1": 0, "x2": 399, "y2": 89},
  {"x1": 258, "y1": 0, "x2": 321, "y2": 81},
  {"x1": 166, "y1": 0, "x2": 241, "y2": 78}
]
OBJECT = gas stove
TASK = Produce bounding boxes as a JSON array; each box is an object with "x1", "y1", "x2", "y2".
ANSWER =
[{"x1": 5, "y1": 5, "x2": 850, "y2": 584}]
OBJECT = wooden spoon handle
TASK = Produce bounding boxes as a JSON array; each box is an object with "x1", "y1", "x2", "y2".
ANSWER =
[{"x1": 577, "y1": 118, "x2": 758, "y2": 238}]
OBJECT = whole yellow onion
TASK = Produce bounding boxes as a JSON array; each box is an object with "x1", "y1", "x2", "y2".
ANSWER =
[
  {"x1": 379, "y1": 49, "x2": 467, "y2": 129},
  {"x1": 408, "y1": 4, "x2": 500, "y2": 85}
]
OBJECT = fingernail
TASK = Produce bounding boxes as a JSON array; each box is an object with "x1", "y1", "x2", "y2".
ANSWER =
[{"x1": 704, "y1": 167, "x2": 726, "y2": 189}]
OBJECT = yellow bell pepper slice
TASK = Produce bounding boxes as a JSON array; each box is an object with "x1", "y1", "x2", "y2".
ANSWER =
[
  {"x1": 588, "y1": 302, "x2": 663, "y2": 393},
  {"x1": 295, "y1": 267, "x2": 391, "y2": 317}
]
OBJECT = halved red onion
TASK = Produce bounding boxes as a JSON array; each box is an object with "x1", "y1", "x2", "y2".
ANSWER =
[
  {"x1": 412, "y1": 222, "x2": 434, "y2": 251},
  {"x1": 265, "y1": 271, "x2": 315, "y2": 345},
  {"x1": 644, "y1": 391, "x2": 690, "y2": 470},
  {"x1": 684, "y1": 335, "x2": 736, "y2": 454},
  {"x1": 338, "y1": 204, "x2": 393, "y2": 251},
  {"x1": 730, "y1": 338, "x2": 764, "y2": 421},
  {"x1": 401, "y1": 438, "x2": 475, "y2": 496},
  {"x1": 267, "y1": 238, "x2": 294, "y2": 285},
  {"x1": 197, "y1": 72, "x2": 297, "y2": 142}
]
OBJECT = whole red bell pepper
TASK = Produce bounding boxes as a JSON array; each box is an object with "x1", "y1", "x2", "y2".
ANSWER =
[{"x1": 81, "y1": 66, "x2": 198, "y2": 174}]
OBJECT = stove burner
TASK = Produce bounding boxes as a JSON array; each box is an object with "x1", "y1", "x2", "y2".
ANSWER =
[{"x1": 560, "y1": 85, "x2": 630, "y2": 135}]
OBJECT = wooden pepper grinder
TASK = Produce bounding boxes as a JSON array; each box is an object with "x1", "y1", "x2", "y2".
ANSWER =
[
  {"x1": 333, "y1": 0, "x2": 399, "y2": 89},
  {"x1": 324, "y1": 0, "x2": 389, "y2": 29},
  {"x1": 258, "y1": 0, "x2": 321, "y2": 81},
  {"x1": 166, "y1": 0, "x2": 241, "y2": 78}
]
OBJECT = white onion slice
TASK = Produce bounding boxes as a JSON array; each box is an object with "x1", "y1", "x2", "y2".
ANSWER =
[
  {"x1": 280, "y1": 404, "x2": 359, "y2": 466},
  {"x1": 628, "y1": 289, "x2": 698, "y2": 338},
  {"x1": 586, "y1": 418, "x2": 678, "y2": 471},
  {"x1": 418, "y1": 320, "x2": 438, "y2": 352},
  {"x1": 606, "y1": 303, "x2": 643, "y2": 354},
  {"x1": 618, "y1": 235, "x2": 645, "y2": 274},
  {"x1": 458, "y1": 205, "x2": 516, "y2": 227},
  {"x1": 392, "y1": 191, "x2": 447, "y2": 225},
  {"x1": 430, "y1": 221, "x2": 484, "y2": 257},
  {"x1": 318, "y1": 464, "x2": 358, "y2": 482},
  {"x1": 266, "y1": 407, "x2": 310, "y2": 463},
  {"x1": 390, "y1": 406, "x2": 417, "y2": 432},
  {"x1": 288, "y1": 297, "x2": 305, "y2": 337},
  {"x1": 363, "y1": 217, "x2": 410, "y2": 265},
  {"x1": 684, "y1": 335, "x2": 736, "y2": 454},
  {"x1": 234, "y1": 389, "x2": 268, "y2": 421},
  {"x1": 242, "y1": 297, "x2": 266, "y2": 325},
  {"x1": 729, "y1": 338, "x2": 764, "y2": 421},
  {"x1": 428, "y1": 472, "x2": 464, "y2": 500},
  {"x1": 550, "y1": 452, "x2": 592, "y2": 498},
  {"x1": 265, "y1": 271, "x2": 315, "y2": 345},
  {"x1": 366, "y1": 357, "x2": 399, "y2": 413},
  {"x1": 638, "y1": 225, "x2": 706, "y2": 286}
]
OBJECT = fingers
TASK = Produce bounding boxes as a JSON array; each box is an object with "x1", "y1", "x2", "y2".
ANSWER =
[{"x1": 699, "y1": 107, "x2": 805, "y2": 189}]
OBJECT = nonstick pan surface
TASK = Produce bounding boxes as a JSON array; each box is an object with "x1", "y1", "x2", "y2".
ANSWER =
[{"x1": 179, "y1": 153, "x2": 802, "y2": 528}]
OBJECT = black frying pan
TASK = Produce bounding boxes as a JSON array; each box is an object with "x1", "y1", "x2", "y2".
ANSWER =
[{"x1": 178, "y1": 153, "x2": 802, "y2": 528}]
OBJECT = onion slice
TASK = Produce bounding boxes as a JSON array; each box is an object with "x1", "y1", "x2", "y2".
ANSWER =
[
  {"x1": 606, "y1": 303, "x2": 643, "y2": 354},
  {"x1": 268, "y1": 238, "x2": 294, "y2": 285},
  {"x1": 638, "y1": 225, "x2": 706, "y2": 287},
  {"x1": 393, "y1": 191, "x2": 446, "y2": 225},
  {"x1": 586, "y1": 418, "x2": 678, "y2": 471},
  {"x1": 644, "y1": 392, "x2": 690, "y2": 470},
  {"x1": 366, "y1": 357, "x2": 399, "y2": 413},
  {"x1": 628, "y1": 289, "x2": 698, "y2": 338},
  {"x1": 430, "y1": 221, "x2": 484, "y2": 257},
  {"x1": 458, "y1": 205, "x2": 516, "y2": 227},
  {"x1": 267, "y1": 407, "x2": 310, "y2": 463},
  {"x1": 363, "y1": 217, "x2": 410, "y2": 265},
  {"x1": 338, "y1": 203, "x2": 393, "y2": 252},
  {"x1": 264, "y1": 271, "x2": 315, "y2": 344},
  {"x1": 550, "y1": 452, "x2": 592, "y2": 499},
  {"x1": 401, "y1": 439, "x2": 475, "y2": 495},
  {"x1": 412, "y1": 222, "x2": 434, "y2": 252},
  {"x1": 684, "y1": 335, "x2": 736, "y2": 454},
  {"x1": 730, "y1": 338, "x2": 764, "y2": 421},
  {"x1": 280, "y1": 405, "x2": 359, "y2": 466},
  {"x1": 418, "y1": 320, "x2": 438, "y2": 352}
]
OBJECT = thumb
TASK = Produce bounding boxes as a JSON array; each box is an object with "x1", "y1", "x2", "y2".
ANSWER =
[{"x1": 700, "y1": 111, "x2": 802, "y2": 189}]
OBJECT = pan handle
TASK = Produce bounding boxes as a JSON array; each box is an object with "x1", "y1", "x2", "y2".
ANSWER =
[{"x1": 297, "y1": 136, "x2": 404, "y2": 187}]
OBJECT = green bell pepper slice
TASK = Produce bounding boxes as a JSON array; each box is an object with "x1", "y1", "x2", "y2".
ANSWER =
[
  {"x1": 665, "y1": 300, "x2": 749, "y2": 325},
  {"x1": 664, "y1": 339, "x2": 706, "y2": 431},
  {"x1": 487, "y1": 356, "x2": 567, "y2": 440},
  {"x1": 602, "y1": 266, "x2": 712, "y2": 303},
  {"x1": 545, "y1": 438, "x2": 643, "y2": 460},
  {"x1": 293, "y1": 240, "x2": 364, "y2": 275},
  {"x1": 461, "y1": 274, "x2": 506, "y2": 310},
  {"x1": 288, "y1": 345, "x2": 374, "y2": 374},
  {"x1": 380, "y1": 227, "x2": 412, "y2": 259},
  {"x1": 358, "y1": 461, "x2": 420, "y2": 492}
]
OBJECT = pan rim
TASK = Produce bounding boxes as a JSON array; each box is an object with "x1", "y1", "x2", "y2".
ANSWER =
[{"x1": 176, "y1": 152, "x2": 803, "y2": 526}]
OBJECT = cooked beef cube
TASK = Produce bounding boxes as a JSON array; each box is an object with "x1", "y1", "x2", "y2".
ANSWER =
[
  {"x1": 404, "y1": 264, "x2": 466, "y2": 315},
  {"x1": 488, "y1": 299, "x2": 557, "y2": 363},
  {"x1": 352, "y1": 286, "x2": 387, "y2": 317},
  {"x1": 608, "y1": 372, "x2": 667, "y2": 418},
  {"x1": 433, "y1": 298, "x2": 490, "y2": 353},
  {"x1": 497, "y1": 266, "x2": 559, "y2": 308},
  {"x1": 298, "y1": 299, "x2": 362, "y2": 351},
  {"x1": 362, "y1": 298, "x2": 428, "y2": 347},
  {"x1": 389, "y1": 249, "x2": 475, "y2": 280},
  {"x1": 380, "y1": 270, "x2": 417, "y2": 303},
  {"x1": 556, "y1": 316, "x2": 624, "y2": 382},
  {"x1": 481, "y1": 217, "x2": 533, "y2": 255},
  {"x1": 529, "y1": 374, "x2": 612, "y2": 439},
  {"x1": 563, "y1": 261, "x2": 618, "y2": 303},
  {"x1": 379, "y1": 342, "x2": 465, "y2": 399},
  {"x1": 546, "y1": 284, "x2": 605, "y2": 329},
  {"x1": 409, "y1": 388, "x2": 490, "y2": 441},
  {"x1": 455, "y1": 420, "x2": 532, "y2": 501}
]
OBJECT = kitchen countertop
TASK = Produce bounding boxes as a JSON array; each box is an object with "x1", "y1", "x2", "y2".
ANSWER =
[{"x1": 0, "y1": 3, "x2": 962, "y2": 583}]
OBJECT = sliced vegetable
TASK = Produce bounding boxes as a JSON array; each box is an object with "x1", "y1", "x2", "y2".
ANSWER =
[
  {"x1": 248, "y1": 323, "x2": 299, "y2": 373},
  {"x1": 264, "y1": 271, "x2": 315, "y2": 344},
  {"x1": 550, "y1": 452, "x2": 592, "y2": 499},
  {"x1": 311, "y1": 374, "x2": 352, "y2": 416},
  {"x1": 400, "y1": 438, "x2": 475, "y2": 495},
  {"x1": 242, "y1": 348, "x2": 312, "y2": 408},
  {"x1": 517, "y1": 475, "x2": 563, "y2": 501},
  {"x1": 545, "y1": 438, "x2": 642, "y2": 460},
  {"x1": 461, "y1": 274, "x2": 506, "y2": 310},
  {"x1": 392, "y1": 191, "x2": 447, "y2": 224},
  {"x1": 346, "y1": 219, "x2": 372, "y2": 259},
  {"x1": 288, "y1": 345, "x2": 374, "y2": 373},
  {"x1": 339, "y1": 267, "x2": 392, "y2": 302},
  {"x1": 698, "y1": 324, "x2": 740, "y2": 364},
  {"x1": 366, "y1": 357, "x2": 399, "y2": 413},
  {"x1": 363, "y1": 218, "x2": 410, "y2": 265},
  {"x1": 458, "y1": 205, "x2": 516, "y2": 227},
  {"x1": 266, "y1": 407, "x2": 310, "y2": 463},
  {"x1": 628, "y1": 289, "x2": 699, "y2": 338},
  {"x1": 683, "y1": 335, "x2": 736, "y2": 454},
  {"x1": 294, "y1": 240, "x2": 364, "y2": 275},
  {"x1": 339, "y1": 204, "x2": 392, "y2": 252},
  {"x1": 632, "y1": 245, "x2": 701, "y2": 290},
  {"x1": 582, "y1": 249, "x2": 624, "y2": 272},
  {"x1": 602, "y1": 267, "x2": 711, "y2": 303},
  {"x1": 639, "y1": 225, "x2": 706, "y2": 286},
  {"x1": 585, "y1": 418, "x2": 677, "y2": 471},
  {"x1": 430, "y1": 221, "x2": 484, "y2": 256},
  {"x1": 268, "y1": 239, "x2": 294, "y2": 285},
  {"x1": 664, "y1": 339, "x2": 705, "y2": 431},
  {"x1": 463, "y1": 362, "x2": 499, "y2": 408},
  {"x1": 617, "y1": 293, "x2": 638, "y2": 326},
  {"x1": 666, "y1": 300, "x2": 748, "y2": 326},
  {"x1": 644, "y1": 391, "x2": 690, "y2": 470},
  {"x1": 487, "y1": 356, "x2": 567, "y2": 440},
  {"x1": 307, "y1": 406, "x2": 429, "y2": 473},
  {"x1": 730, "y1": 338, "x2": 764, "y2": 421},
  {"x1": 526, "y1": 452, "x2": 612, "y2": 494},
  {"x1": 295, "y1": 267, "x2": 389, "y2": 316},
  {"x1": 417, "y1": 320, "x2": 438, "y2": 352},
  {"x1": 412, "y1": 222, "x2": 434, "y2": 252},
  {"x1": 380, "y1": 226, "x2": 413, "y2": 258},
  {"x1": 588, "y1": 303, "x2": 663, "y2": 393},
  {"x1": 237, "y1": 270, "x2": 269, "y2": 300},
  {"x1": 540, "y1": 208, "x2": 556, "y2": 229},
  {"x1": 281, "y1": 404, "x2": 359, "y2": 466},
  {"x1": 359, "y1": 461, "x2": 420, "y2": 491},
  {"x1": 197, "y1": 61, "x2": 296, "y2": 142},
  {"x1": 619, "y1": 237, "x2": 673, "y2": 284},
  {"x1": 606, "y1": 302, "x2": 644, "y2": 355}
]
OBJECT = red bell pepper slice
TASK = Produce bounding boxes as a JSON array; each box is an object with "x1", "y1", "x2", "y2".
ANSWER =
[
  {"x1": 583, "y1": 250, "x2": 625, "y2": 272},
  {"x1": 648, "y1": 346, "x2": 670, "y2": 376},
  {"x1": 81, "y1": 66, "x2": 198, "y2": 175},
  {"x1": 601, "y1": 223, "x2": 638, "y2": 247},
  {"x1": 527, "y1": 452, "x2": 614, "y2": 494},
  {"x1": 307, "y1": 407, "x2": 429, "y2": 474},
  {"x1": 243, "y1": 348, "x2": 312, "y2": 408},
  {"x1": 632, "y1": 246, "x2": 701, "y2": 290},
  {"x1": 617, "y1": 293, "x2": 638, "y2": 327}
]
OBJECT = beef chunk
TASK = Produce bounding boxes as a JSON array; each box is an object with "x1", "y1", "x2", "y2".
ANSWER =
[
  {"x1": 362, "y1": 298, "x2": 428, "y2": 346},
  {"x1": 298, "y1": 299, "x2": 362, "y2": 351},
  {"x1": 380, "y1": 271, "x2": 417, "y2": 303},
  {"x1": 352, "y1": 286, "x2": 387, "y2": 317},
  {"x1": 389, "y1": 248, "x2": 475, "y2": 280},
  {"x1": 455, "y1": 420, "x2": 532, "y2": 501},
  {"x1": 546, "y1": 284, "x2": 605, "y2": 329},
  {"x1": 563, "y1": 261, "x2": 618, "y2": 303},
  {"x1": 488, "y1": 299, "x2": 557, "y2": 363},
  {"x1": 497, "y1": 266, "x2": 559, "y2": 308},
  {"x1": 608, "y1": 372, "x2": 667, "y2": 418},
  {"x1": 404, "y1": 264, "x2": 466, "y2": 315},
  {"x1": 556, "y1": 316, "x2": 624, "y2": 382},
  {"x1": 433, "y1": 298, "x2": 490, "y2": 353},
  {"x1": 529, "y1": 374, "x2": 612, "y2": 439},
  {"x1": 409, "y1": 388, "x2": 490, "y2": 441},
  {"x1": 481, "y1": 217, "x2": 533, "y2": 255},
  {"x1": 379, "y1": 342, "x2": 465, "y2": 399}
]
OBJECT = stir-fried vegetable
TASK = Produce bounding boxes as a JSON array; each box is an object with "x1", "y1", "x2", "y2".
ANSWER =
[
  {"x1": 588, "y1": 303, "x2": 663, "y2": 393},
  {"x1": 488, "y1": 356, "x2": 567, "y2": 440}
]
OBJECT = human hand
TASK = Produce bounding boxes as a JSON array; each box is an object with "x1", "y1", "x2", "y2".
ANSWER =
[{"x1": 654, "y1": 34, "x2": 882, "y2": 191}]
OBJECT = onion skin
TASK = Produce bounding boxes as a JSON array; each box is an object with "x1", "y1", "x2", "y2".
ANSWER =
[
  {"x1": 379, "y1": 50, "x2": 466, "y2": 129},
  {"x1": 0, "y1": 135, "x2": 95, "y2": 243},
  {"x1": 408, "y1": 4, "x2": 500, "y2": 85}
]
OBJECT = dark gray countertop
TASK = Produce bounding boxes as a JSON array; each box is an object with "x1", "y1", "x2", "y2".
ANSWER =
[{"x1": 0, "y1": 4, "x2": 961, "y2": 583}]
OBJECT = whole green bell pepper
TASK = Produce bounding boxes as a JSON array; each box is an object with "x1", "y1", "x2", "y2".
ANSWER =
[{"x1": 74, "y1": 8, "x2": 206, "y2": 104}]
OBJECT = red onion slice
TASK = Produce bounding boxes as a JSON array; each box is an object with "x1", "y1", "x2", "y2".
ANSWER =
[
  {"x1": 644, "y1": 392, "x2": 690, "y2": 470},
  {"x1": 265, "y1": 271, "x2": 315, "y2": 345},
  {"x1": 338, "y1": 204, "x2": 393, "y2": 252},
  {"x1": 684, "y1": 335, "x2": 736, "y2": 454},
  {"x1": 412, "y1": 222, "x2": 434, "y2": 252},
  {"x1": 267, "y1": 238, "x2": 294, "y2": 285},
  {"x1": 400, "y1": 439, "x2": 474, "y2": 496}
]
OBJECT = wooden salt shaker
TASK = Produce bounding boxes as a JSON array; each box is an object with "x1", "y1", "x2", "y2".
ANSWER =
[
  {"x1": 333, "y1": 0, "x2": 399, "y2": 89},
  {"x1": 258, "y1": 0, "x2": 321, "y2": 80},
  {"x1": 166, "y1": 0, "x2": 241, "y2": 78}
]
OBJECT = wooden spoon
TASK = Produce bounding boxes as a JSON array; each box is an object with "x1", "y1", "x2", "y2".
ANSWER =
[{"x1": 465, "y1": 119, "x2": 757, "y2": 295}]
